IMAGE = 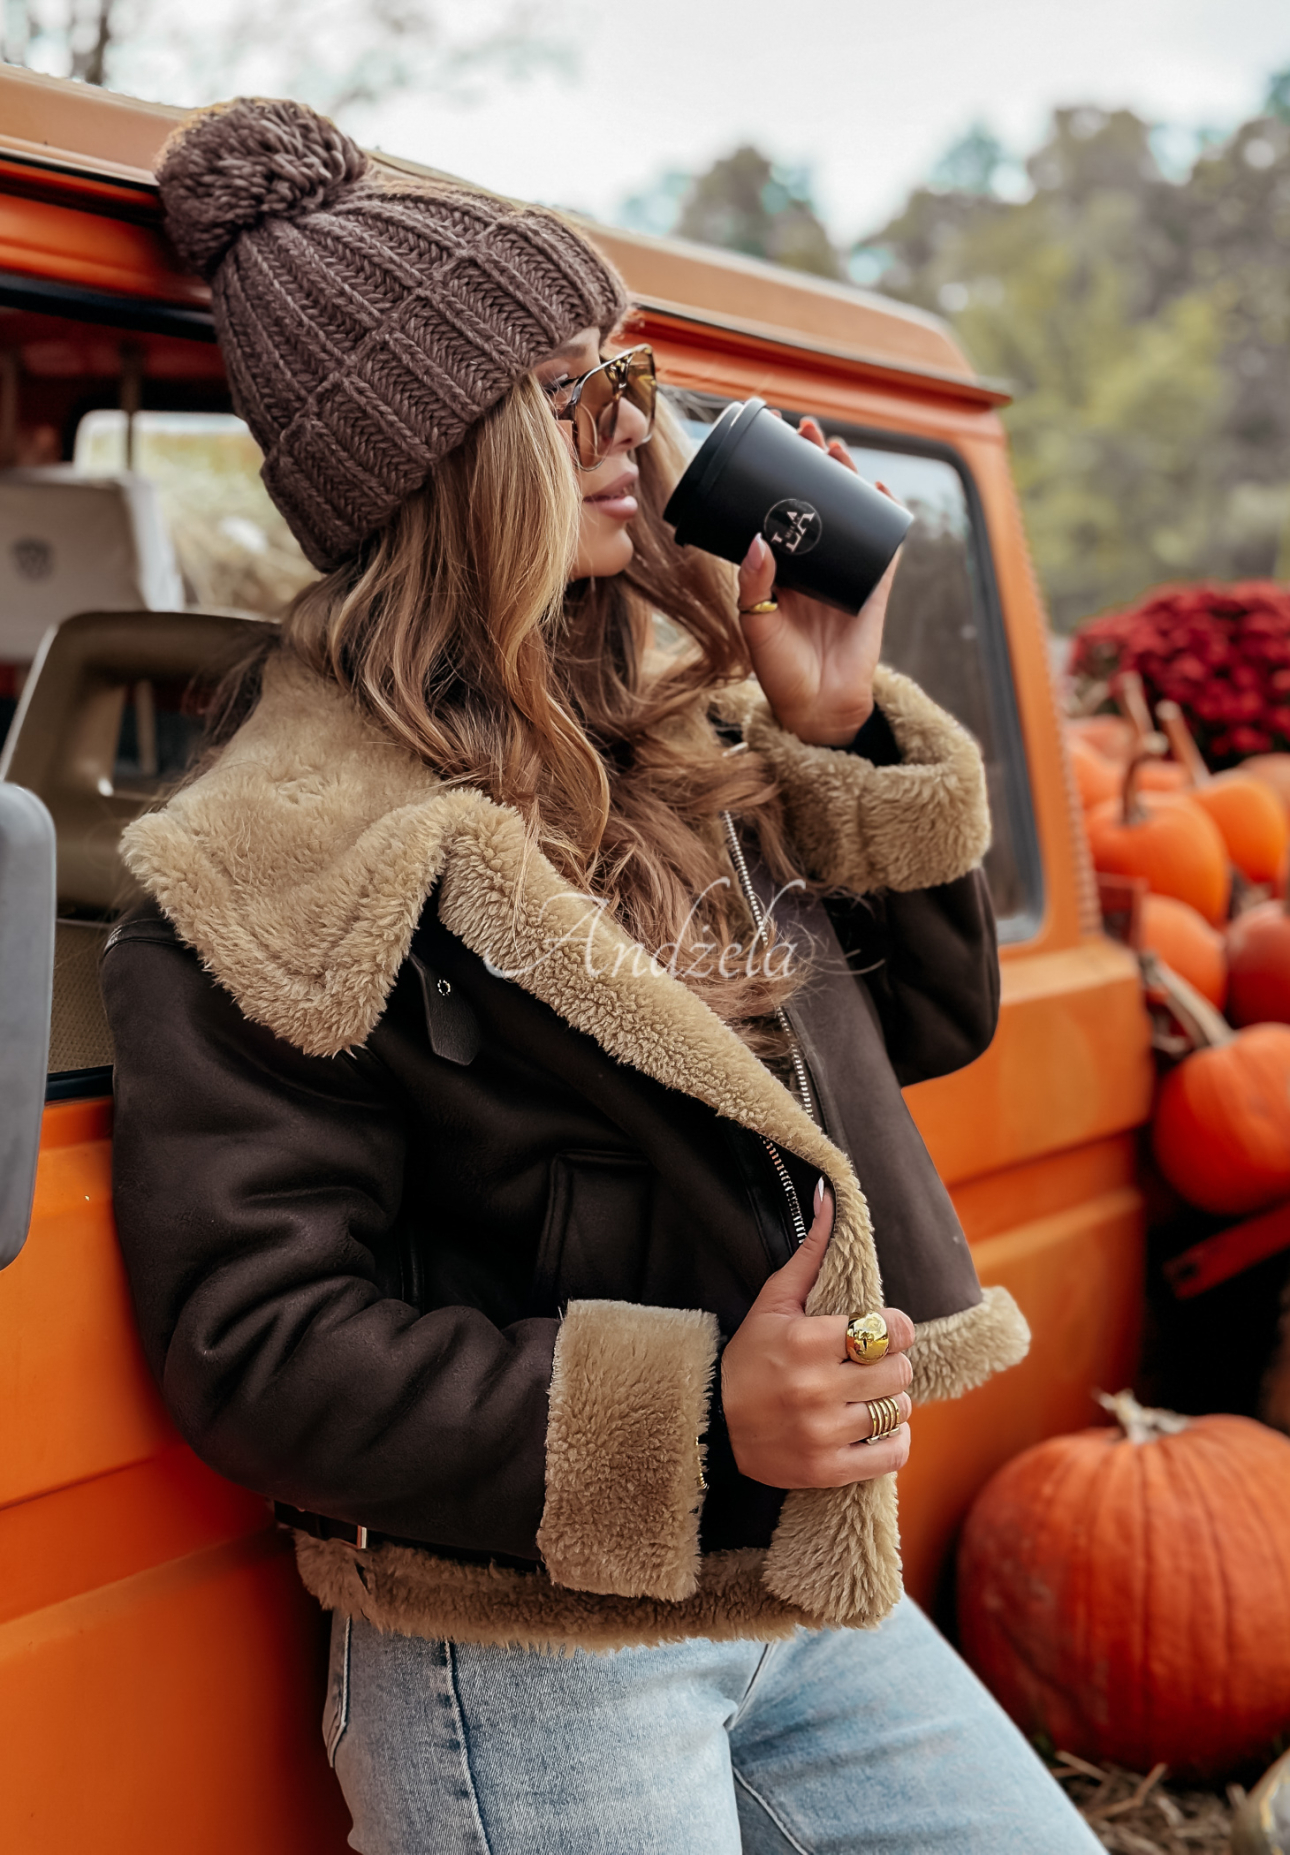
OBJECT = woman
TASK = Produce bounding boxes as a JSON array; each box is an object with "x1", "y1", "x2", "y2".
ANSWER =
[{"x1": 103, "y1": 98, "x2": 1098, "y2": 1854}]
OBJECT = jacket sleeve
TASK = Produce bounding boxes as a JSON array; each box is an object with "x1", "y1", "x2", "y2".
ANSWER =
[
  {"x1": 827, "y1": 870, "x2": 1001, "y2": 1087},
  {"x1": 102, "y1": 916, "x2": 717, "y2": 1600},
  {"x1": 822, "y1": 696, "x2": 1000, "y2": 1086},
  {"x1": 726, "y1": 663, "x2": 991, "y2": 896}
]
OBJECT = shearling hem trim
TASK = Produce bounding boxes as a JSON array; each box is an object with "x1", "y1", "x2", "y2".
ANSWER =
[
  {"x1": 292, "y1": 1537, "x2": 828, "y2": 1653},
  {"x1": 537, "y1": 1299, "x2": 719, "y2": 1601},
  {"x1": 908, "y1": 1286, "x2": 1031, "y2": 1404},
  {"x1": 718, "y1": 665, "x2": 990, "y2": 895},
  {"x1": 761, "y1": 1468, "x2": 904, "y2": 1628}
]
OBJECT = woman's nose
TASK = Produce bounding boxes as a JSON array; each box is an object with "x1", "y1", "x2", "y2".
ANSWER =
[{"x1": 611, "y1": 392, "x2": 650, "y2": 453}]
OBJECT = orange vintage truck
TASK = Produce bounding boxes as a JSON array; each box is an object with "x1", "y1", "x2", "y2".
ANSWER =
[{"x1": 0, "y1": 63, "x2": 1152, "y2": 1853}]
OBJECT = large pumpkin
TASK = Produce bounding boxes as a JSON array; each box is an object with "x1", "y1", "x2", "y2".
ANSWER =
[
  {"x1": 1152, "y1": 1019, "x2": 1290, "y2": 1214},
  {"x1": 1066, "y1": 733, "x2": 1121, "y2": 810},
  {"x1": 1188, "y1": 775, "x2": 1289, "y2": 885},
  {"x1": 1242, "y1": 753, "x2": 1290, "y2": 821},
  {"x1": 1156, "y1": 700, "x2": 1290, "y2": 883},
  {"x1": 1227, "y1": 899, "x2": 1290, "y2": 1026},
  {"x1": 1086, "y1": 768, "x2": 1230, "y2": 926},
  {"x1": 957, "y1": 1392, "x2": 1290, "y2": 1776},
  {"x1": 1139, "y1": 893, "x2": 1227, "y2": 1009}
]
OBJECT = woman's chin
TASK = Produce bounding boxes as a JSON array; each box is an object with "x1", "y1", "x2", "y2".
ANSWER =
[{"x1": 571, "y1": 526, "x2": 635, "y2": 580}]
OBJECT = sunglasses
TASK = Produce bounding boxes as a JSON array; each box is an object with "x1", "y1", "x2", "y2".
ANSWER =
[{"x1": 545, "y1": 345, "x2": 657, "y2": 471}]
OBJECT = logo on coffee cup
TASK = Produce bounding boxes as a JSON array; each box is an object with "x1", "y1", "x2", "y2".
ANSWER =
[{"x1": 763, "y1": 499, "x2": 823, "y2": 557}]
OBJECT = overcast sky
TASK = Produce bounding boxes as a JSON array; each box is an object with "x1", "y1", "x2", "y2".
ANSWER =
[{"x1": 349, "y1": 0, "x2": 1290, "y2": 240}]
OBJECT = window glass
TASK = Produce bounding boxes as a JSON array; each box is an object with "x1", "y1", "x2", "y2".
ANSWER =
[
  {"x1": 674, "y1": 404, "x2": 1041, "y2": 940},
  {"x1": 74, "y1": 410, "x2": 315, "y2": 615}
]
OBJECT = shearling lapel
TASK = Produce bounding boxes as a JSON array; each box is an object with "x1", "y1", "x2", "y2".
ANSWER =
[{"x1": 121, "y1": 653, "x2": 902, "y2": 1627}]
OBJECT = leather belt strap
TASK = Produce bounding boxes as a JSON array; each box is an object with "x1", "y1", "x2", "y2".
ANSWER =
[{"x1": 273, "y1": 1500, "x2": 371, "y2": 1550}]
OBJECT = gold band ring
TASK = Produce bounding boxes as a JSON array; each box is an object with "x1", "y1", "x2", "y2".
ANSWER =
[
  {"x1": 863, "y1": 1396, "x2": 902, "y2": 1446},
  {"x1": 845, "y1": 1312, "x2": 889, "y2": 1365},
  {"x1": 739, "y1": 599, "x2": 779, "y2": 615}
]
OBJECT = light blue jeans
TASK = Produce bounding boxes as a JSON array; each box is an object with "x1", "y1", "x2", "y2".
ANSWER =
[{"x1": 323, "y1": 1595, "x2": 1099, "y2": 1853}]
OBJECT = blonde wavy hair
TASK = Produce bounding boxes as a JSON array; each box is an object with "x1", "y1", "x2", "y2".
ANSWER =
[{"x1": 211, "y1": 380, "x2": 809, "y2": 1036}]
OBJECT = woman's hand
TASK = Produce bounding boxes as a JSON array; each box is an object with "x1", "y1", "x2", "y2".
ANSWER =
[
  {"x1": 721, "y1": 1182, "x2": 913, "y2": 1488},
  {"x1": 736, "y1": 418, "x2": 901, "y2": 747}
]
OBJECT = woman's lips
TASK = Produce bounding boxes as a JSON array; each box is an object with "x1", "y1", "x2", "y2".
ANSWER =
[{"x1": 583, "y1": 470, "x2": 639, "y2": 521}]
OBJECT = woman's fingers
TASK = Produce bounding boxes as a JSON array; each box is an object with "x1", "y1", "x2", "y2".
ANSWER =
[
  {"x1": 841, "y1": 1348, "x2": 914, "y2": 1404},
  {"x1": 855, "y1": 1390, "x2": 913, "y2": 1443},
  {"x1": 827, "y1": 435, "x2": 859, "y2": 474},
  {"x1": 753, "y1": 1181, "x2": 834, "y2": 1316},
  {"x1": 804, "y1": 1305, "x2": 917, "y2": 1366},
  {"x1": 737, "y1": 533, "x2": 777, "y2": 613},
  {"x1": 844, "y1": 1424, "x2": 912, "y2": 1481},
  {"x1": 792, "y1": 1415, "x2": 913, "y2": 1487},
  {"x1": 797, "y1": 416, "x2": 858, "y2": 476}
]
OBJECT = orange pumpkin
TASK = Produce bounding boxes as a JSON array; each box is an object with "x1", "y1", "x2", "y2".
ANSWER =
[
  {"x1": 1156, "y1": 700, "x2": 1290, "y2": 884},
  {"x1": 1227, "y1": 899, "x2": 1290, "y2": 1026},
  {"x1": 1241, "y1": 752, "x2": 1290, "y2": 820},
  {"x1": 1086, "y1": 780, "x2": 1231, "y2": 926},
  {"x1": 957, "y1": 1391, "x2": 1290, "y2": 1776},
  {"x1": 1136, "y1": 758, "x2": 1190, "y2": 793},
  {"x1": 1066, "y1": 734, "x2": 1120, "y2": 809},
  {"x1": 1068, "y1": 714, "x2": 1136, "y2": 761},
  {"x1": 1152, "y1": 1020, "x2": 1290, "y2": 1214},
  {"x1": 1187, "y1": 775, "x2": 1289, "y2": 885},
  {"x1": 1139, "y1": 894, "x2": 1227, "y2": 1008}
]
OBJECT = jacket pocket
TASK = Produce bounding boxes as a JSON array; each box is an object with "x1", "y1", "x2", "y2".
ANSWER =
[{"x1": 528, "y1": 1152, "x2": 652, "y2": 1317}]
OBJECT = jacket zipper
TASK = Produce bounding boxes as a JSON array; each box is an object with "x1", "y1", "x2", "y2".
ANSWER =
[
  {"x1": 721, "y1": 808, "x2": 818, "y2": 1249},
  {"x1": 720, "y1": 810, "x2": 820, "y2": 1127},
  {"x1": 760, "y1": 1132, "x2": 808, "y2": 1248}
]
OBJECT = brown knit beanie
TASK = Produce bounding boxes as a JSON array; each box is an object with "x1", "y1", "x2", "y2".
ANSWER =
[{"x1": 156, "y1": 98, "x2": 630, "y2": 570}]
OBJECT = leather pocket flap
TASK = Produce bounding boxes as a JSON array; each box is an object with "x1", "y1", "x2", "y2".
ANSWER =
[{"x1": 409, "y1": 953, "x2": 481, "y2": 1066}]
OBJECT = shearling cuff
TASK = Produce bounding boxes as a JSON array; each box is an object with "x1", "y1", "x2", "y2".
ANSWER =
[
  {"x1": 908, "y1": 1286, "x2": 1031, "y2": 1403},
  {"x1": 737, "y1": 665, "x2": 991, "y2": 894},
  {"x1": 536, "y1": 1300, "x2": 720, "y2": 1602}
]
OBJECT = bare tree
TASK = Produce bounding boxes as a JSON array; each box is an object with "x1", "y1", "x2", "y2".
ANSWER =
[{"x1": 1, "y1": 0, "x2": 564, "y2": 118}]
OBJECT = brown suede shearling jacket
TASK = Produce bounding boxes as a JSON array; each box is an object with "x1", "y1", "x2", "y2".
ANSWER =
[{"x1": 102, "y1": 654, "x2": 1028, "y2": 1653}]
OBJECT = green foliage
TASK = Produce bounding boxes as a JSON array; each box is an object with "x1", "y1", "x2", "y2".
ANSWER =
[
  {"x1": 672, "y1": 146, "x2": 842, "y2": 280},
  {"x1": 928, "y1": 121, "x2": 1023, "y2": 199},
  {"x1": 864, "y1": 106, "x2": 1290, "y2": 629}
]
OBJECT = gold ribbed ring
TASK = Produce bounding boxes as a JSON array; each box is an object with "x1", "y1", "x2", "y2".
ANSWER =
[
  {"x1": 845, "y1": 1312, "x2": 889, "y2": 1365},
  {"x1": 863, "y1": 1396, "x2": 902, "y2": 1446}
]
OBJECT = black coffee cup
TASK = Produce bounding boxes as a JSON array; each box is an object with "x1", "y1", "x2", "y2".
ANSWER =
[{"x1": 664, "y1": 398, "x2": 913, "y2": 614}]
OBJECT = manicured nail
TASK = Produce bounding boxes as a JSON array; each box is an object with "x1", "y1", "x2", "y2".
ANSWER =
[{"x1": 814, "y1": 1175, "x2": 826, "y2": 1209}]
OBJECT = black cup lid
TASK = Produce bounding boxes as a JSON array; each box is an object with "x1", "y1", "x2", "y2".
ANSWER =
[{"x1": 664, "y1": 398, "x2": 765, "y2": 531}]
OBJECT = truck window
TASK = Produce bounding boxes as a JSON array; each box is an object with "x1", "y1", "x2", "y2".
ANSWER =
[
  {"x1": 74, "y1": 409, "x2": 315, "y2": 615},
  {"x1": 675, "y1": 403, "x2": 1042, "y2": 942}
]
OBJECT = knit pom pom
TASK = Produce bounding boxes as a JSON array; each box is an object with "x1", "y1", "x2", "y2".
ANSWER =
[{"x1": 156, "y1": 97, "x2": 368, "y2": 279}]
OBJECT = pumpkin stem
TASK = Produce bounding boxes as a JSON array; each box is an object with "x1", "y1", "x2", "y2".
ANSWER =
[
  {"x1": 1116, "y1": 672, "x2": 1169, "y2": 759},
  {"x1": 1121, "y1": 742, "x2": 1167, "y2": 826},
  {"x1": 1140, "y1": 950, "x2": 1235, "y2": 1049},
  {"x1": 1096, "y1": 1388, "x2": 1190, "y2": 1444},
  {"x1": 1155, "y1": 700, "x2": 1210, "y2": 788},
  {"x1": 1115, "y1": 672, "x2": 1169, "y2": 824}
]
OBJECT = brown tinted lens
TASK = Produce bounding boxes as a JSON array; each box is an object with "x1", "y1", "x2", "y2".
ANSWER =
[
  {"x1": 625, "y1": 351, "x2": 657, "y2": 439},
  {"x1": 571, "y1": 350, "x2": 656, "y2": 467},
  {"x1": 570, "y1": 394, "x2": 600, "y2": 468}
]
